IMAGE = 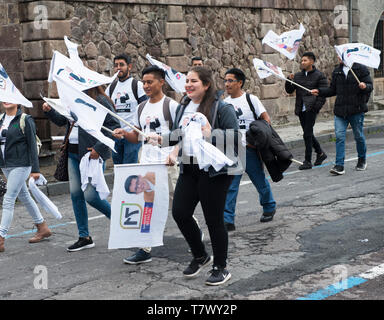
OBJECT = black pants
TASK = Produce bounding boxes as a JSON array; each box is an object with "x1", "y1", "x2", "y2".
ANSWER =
[
  {"x1": 172, "y1": 164, "x2": 233, "y2": 268},
  {"x1": 298, "y1": 111, "x2": 323, "y2": 162}
]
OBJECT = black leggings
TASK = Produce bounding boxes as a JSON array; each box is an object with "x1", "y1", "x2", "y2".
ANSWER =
[
  {"x1": 299, "y1": 110, "x2": 323, "y2": 161},
  {"x1": 172, "y1": 164, "x2": 233, "y2": 268}
]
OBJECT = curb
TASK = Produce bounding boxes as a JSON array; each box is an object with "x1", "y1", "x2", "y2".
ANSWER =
[{"x1": 41, "y1": 124, "x2": 384, "y2": 197}]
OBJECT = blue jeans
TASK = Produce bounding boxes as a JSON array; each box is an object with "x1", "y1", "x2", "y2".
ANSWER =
[
  {"x1": 68, "y1": 152, "x2": 111, "y2": 238},
  {"x1": 0, "y1": 166, "x2": 44, "y2": 238},
  {"x1": 334, "y1": 113, "x2": 366, "y2": 166},
  {"x1": 224, "y1": 147, "x2": 276, "y2": 224},
  {"x1": 112, "y1": 138, "x2": 141, "y2": 164}
]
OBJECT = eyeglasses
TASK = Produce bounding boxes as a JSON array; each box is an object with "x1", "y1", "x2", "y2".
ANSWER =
[
  {"x1": 224, "y1": 79, "x2": 239, "y2": 83},
  {"x1": 114, "y1": 63, "x2": 127, "y2": 68}
]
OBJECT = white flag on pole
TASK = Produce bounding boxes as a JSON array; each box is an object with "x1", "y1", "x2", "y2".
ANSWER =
[
  {"x1": 0, "y1": 63, "x2": 33, "y2": 108},
  {"x1": 48, "y1": 50, "x2": 117, "y2": 91},
  {"x1": 335, "y1": 43, "x2": 381, "y2": 69},
  {"x1": 53, "y1": 76, "x2": 116, "y2": 151},
  {"x1": 253, "y1": 58, "x2": 286, "y2": 80},
  {"x1": 262, "y1": 24, "x2": 305, "y2": 60},
  {"x1": 108, "y1": 164, "x2": 169, "y2": 249},
  {"x1": 64, "y1": 35, "x2": 83, "y2": 67},
  {"x1": 146, "y1": 54, "x2": 186, "y2": 93}
]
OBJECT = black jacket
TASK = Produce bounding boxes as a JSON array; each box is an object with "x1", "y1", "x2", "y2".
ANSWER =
[
  {"x1": 247, "y1": 119, "x2": 292, "y2": 182},
  {"x1": 318, "y1": 63, "x2": 373, "y2": 118},
  {"x1": 45, "y1": 95, "x2": 120, "y2": 161},
  {"x1": 0, "y1": 108, "x2": 40, "y2": 173},
  {"x1": 285, "y1": 66, "x2": 328, "y2": 115}
]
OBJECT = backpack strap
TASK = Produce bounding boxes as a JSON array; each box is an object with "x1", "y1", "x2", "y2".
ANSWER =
[
  {"x1": 136, "y1": 100, "x2": 149, "y2": 130},
  {"x1": 108, "y1": 78, "x2": 118, "y2": 98},
  {"x1": 210, "y1": 99, "x2": 220, "y2": 129},
  {"x1": 20, "y1": 113, "x2": 27, "y2": 134},
  {"x1": 163, "y1": 96, "x2": 173, "y2": 130},
  {"x1": 246, "y1": 93, "x2": 259, "y2": 121},
  {"x1": 131, "y1": 78, "x2": 139, "y2": 102}
]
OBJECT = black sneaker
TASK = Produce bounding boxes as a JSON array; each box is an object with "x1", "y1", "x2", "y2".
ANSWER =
[
  {"x1": 330, "y1": 165, "x2": 345, "y2": 175},
  {"x1": 183, "y1": 255, "x2": 213, "y2": 278},
  {"x1": 314, "y1": 153, "x2": 327, "y2": 166},
  {"x1": 260, "y1": 209, "x2": 276, "y2": 223},
  {"x1": 67, "y1": 237, "x2": 95, "y2": 252},
  {"x1": 224, "y1": 222, "x2": 236, "y2": 232},
  {"x1": 299, "y1": 160, "x2": 312, "y2": 170},
  {"x1": 205, "y1": 266, "x2": 232, "y2": 286},
  {"x1": 123, "y1": 249, "x2": 152, "y2": 264},
  {"x1": 356, "y1": 158, "x2": 367, "y2": 171}
]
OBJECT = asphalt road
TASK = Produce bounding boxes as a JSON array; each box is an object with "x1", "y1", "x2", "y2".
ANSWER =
[{"x1": 1, "y1": 131, "x2": 384, "y2": 304}]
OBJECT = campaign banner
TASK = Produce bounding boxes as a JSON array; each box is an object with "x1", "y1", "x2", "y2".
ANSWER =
[
  {"x1": 262, "y1": 24, "x2": 305, "y2": 60},
  {"x1": 253, "y1": 58, "x2": 286, "y2": 80},
  {"x1": 335, "y1": 43, "x2": 381, "y2": 69},
  {"x1": 0, "y1": 63, "x2": 33, "y2": 108},
  {"x1": 108, "y1": 163, "x2": 169, "y2": 249},
  {"x1": 146, "y1": 54, "x2": 186, "y2": 93},
  {"x1": 53, "y1": 76, "x2": 116, "y2": 151},
  {"x1": 64, "y1": 35, "x2": 83, "y2": 67},
  {"x1": 48, "y1": 50, "x2": 117, "y2": 91}
]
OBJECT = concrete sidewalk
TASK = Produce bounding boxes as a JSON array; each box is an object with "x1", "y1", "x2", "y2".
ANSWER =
[{"x1": 41, "y1": 109, "x2": 384, "y2": 197}]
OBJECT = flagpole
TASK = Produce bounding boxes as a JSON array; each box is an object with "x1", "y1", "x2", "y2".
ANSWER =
[
  {"x1": 290, "y1": 158, "x2": 304, "y2": 166},
  {"x1": 348, "y1": 64, "x2": 361, "y2": 84},
  {"x1": 284, "y1": 77, "x2": 312, "y2": 93},
  {"x1": 103, "y1": 108, "x2": 149, "y2": 139}
]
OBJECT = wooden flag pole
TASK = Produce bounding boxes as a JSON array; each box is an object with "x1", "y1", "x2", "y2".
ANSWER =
[
  {"x1": 348, "y1": 66, "x2": 361, "y2": 84},
  {"x1": 284, "y1": 77, "x2": 313, "y2": 93},
  {"x1": 290, "y1": 158, "x2": 304, "y2": 166}
]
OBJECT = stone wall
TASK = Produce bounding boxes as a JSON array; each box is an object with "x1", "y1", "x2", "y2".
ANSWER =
[
  {"x1": 66, "y1": 0, "x2": 352, "y2": 125},
  {"x1": 0, "y1": 0, "x2": 23, "y2": 109},
  {"x1": 2, "y1": 0, "x2": 377, "y2": 142}
]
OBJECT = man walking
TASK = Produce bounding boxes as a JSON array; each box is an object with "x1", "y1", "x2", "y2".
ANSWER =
[
  {"x1": 285, "y1": 52, "x2": 328, "y2": 170},
  {"x1": 113, "y1": 65, "x2": 179, "y2": 264},
  {"x1": 106, "y1": 54, "x2": 148, "y2": 165},
  {"x1": 223, "y1": 68, "x2": 277, "y2": 231},
  {"x1": 311, "y1": 58, "x2": 373, "y2": 175}
]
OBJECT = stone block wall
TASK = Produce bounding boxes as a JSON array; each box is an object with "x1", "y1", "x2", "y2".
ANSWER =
[
  {"x1": 66, "y1": 0, "x2": 352, "y2": 125},
  {"x1": 2, "y1": 0, "x2": 371, "y2": 143}
]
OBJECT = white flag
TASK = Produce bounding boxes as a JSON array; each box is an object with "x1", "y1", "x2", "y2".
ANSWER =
[
  {"x1": 253, "y1": 58, "x2": 286, "y2": 80},
  {"x1": 146, "y1": 54, "x2": 186, "y2": 93},
  {"x1": 42, "y1": 97, "x2": 73, "y2": 120},
  {"x1": 0, "y1": 63, "x2": 33, "y2": 108},
  {"x1": 54, "y1": 76, "x2": 116, "y2": 151},
  {"x1": 64, "y1": 35, "x2": 83, "y2": 67},
  {"x1": 335, "y1": 43, "x2": 381, "y2": 69},
  {"x1": 108, "y1": 164, "x2": 169, "y2": 249},
  {"x1": 262, "y1": 24, "x2": 305, "y2": 60},
  {"x1": 29, "y1": 175, "x2": 62, "y2": 220},
  {"x1": 48, "y1": 50, "x2": 117, "y2": 91}
]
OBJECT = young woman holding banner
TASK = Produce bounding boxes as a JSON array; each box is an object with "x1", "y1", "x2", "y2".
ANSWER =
[
  {"x1": 42, "y1": 85, "x2": 119, "y2": 252},
  {"x1": 151, "y1": 67, "x2": 241, "y2": 286},
  {"x1": 0, "y1": 102, "x2": 51, "y2": 252}
]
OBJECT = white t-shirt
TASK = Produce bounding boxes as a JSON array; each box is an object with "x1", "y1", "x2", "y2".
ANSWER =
[
  {"x1": 132, "y1": 95, "x2": 179, "y2": 163},
  {"x1": 0, "y1": 114, "x2": 15, "y2": 158},
  {"x1": 343, "y1": 65, "x2": 350, "y2": 78},
  {"x1": 224, "y1": 93, "x2": 266, "y2": 146},
  {"x1": 178, "y1": 101, "x2": 202, "y2": 157},
  {"x1": 106, "y1": 78, "x2": 146, "y2": 131},
  {"x1": 68, "y1": 124, "x2": 79, "y2": 144}
]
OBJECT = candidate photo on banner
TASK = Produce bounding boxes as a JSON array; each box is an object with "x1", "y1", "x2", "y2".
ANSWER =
[{"x1": 108, "y1": 164, "x2": 169, "y2": 249}]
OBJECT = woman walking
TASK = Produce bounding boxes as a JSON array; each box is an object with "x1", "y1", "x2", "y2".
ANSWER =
[
  {"x1": 0, "y1": 102, "x2": 51, "y2": 252},
  {"x1": 158, "y1": 67, "x2": 240, "y2": 285},
  {"x1": 43, "y1": 85, "x2": 119, "y2": 252}
]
